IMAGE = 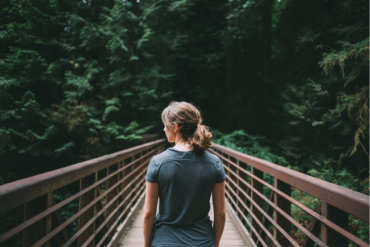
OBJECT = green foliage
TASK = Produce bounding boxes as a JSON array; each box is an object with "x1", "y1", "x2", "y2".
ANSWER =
[
  {"x1": 276, "y1": 0, "x2": 369, "y2": 203},
  {"x1": 320, "y1": 38, "x2": 369, "y2": 77},
  {"x1": 0, "y1": 0, "x2": 182, "y2": 185},
  {"x1": 0, "y1": 0, "x2": 368, "y2": 244},
  {"x1": 212, "y1": 129, "x2": 290, "y2": 166},
  {"x1": 53, "y1": 192, "x2": 79, "y2": 236}
]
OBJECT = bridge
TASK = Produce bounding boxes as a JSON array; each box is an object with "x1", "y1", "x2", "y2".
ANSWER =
[{"x1": 0, "y1": 139, "x2": 368, "y2": 247}]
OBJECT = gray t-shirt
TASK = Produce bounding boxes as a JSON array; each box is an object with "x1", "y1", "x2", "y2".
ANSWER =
[{"x1": 145, "y1": 147, "x2": 226, "y2": 247}]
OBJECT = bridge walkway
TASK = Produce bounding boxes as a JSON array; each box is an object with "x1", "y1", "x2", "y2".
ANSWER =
[{"x1": 119, "y1": 199, "x2": 247, "y2": 247}]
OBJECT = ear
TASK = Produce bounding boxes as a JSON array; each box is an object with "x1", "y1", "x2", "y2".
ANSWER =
[{"x1": 173, "y1": 122, "x2": 179, "y2": 133}]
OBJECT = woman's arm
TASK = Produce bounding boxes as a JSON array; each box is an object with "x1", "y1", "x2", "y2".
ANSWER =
[
  {"x1": 143, "y1": 181, "x2": 159, "y2": 247},
  {"x1": 212, "y1": 181, "x2": 226, "y2": 247}
]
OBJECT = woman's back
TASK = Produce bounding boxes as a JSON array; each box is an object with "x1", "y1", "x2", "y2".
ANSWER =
[
  {"x1": 142, "y1": 101, "x2": 226, "y2": 247},
  {"x1": 146, "y1": 147, "x2": 225, "y2": 246}
]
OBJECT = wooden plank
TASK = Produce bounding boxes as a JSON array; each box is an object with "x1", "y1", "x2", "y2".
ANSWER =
[{"x1": 226, "y1": 199, "x2": 257, "y2": 247}]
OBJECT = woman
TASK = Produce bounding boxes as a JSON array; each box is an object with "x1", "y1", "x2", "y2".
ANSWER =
[{"x1": 143, "y1": 101, "x2": 226, "y2": 247}]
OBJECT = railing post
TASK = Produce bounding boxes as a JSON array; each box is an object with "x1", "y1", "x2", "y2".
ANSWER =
[
  {"x1": 237, "y1": 161, "x2": 247, "y2": 221},
  {"x1": 321, "y1": 201, "x2": 328, "y2": 245},
  {"x1": 131, "y1": 153, "x2": 141, "y2": 205},
  {"x1": 273, "y1": 178, "x2": 291, "y2": 247},
  {"x1": 22, "y1": 195, "x2": 47, "y2": 246},
  {"x1": 301, "y1": 202, "x2": 321, "y2": 247},
  {"x1": 139, "y1": 151, "x2": 145, "y2": 182},
  {"x1": 45, "y1": 192, "x2": 53, "y2": 247},
  {"x1": 77, "y1": 173, "x2": 97, "y2": 247},
  {"x1": 51, "y1": 199, "x2": 69, "y2": 245},
  {"x1": 250, "y1": 167, "x2": 263, "y2": 242},
  {"x1": 236, "y1": 160, "x2": 240, "y2": 215},
  {"x1": 230, "y1": 158, "x2": 237, "y2": 204},
  {"x1": 321, "y1": 201, "x2": 349, "y2": 246},
  {"x1": 121, "y1": 156, "x2": 132, "y2": 221},
  {"x1": 223, "y1": 154, "x2": 230, "y2": 199},
  {"x1": 106, "y1": 163, "x2": 119, "y2": 240}
]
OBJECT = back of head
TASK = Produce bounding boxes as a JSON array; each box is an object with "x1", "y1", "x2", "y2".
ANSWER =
[{"x1": 161, "y1": 101, "x2": 213, "y2": 153}]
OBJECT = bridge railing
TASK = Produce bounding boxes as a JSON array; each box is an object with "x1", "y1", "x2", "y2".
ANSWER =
[
  {"x1": 0, "y1": 139, "x2": 166, "y2": 247},
  {"x1": 210, "y1": 144, "x2": 369, "y2": 247},
  {"x1": 1, "y1": 140, "x2": 368, "y2": 247}
]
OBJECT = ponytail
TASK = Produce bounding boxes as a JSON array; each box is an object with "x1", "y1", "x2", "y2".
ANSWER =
[{"x1": 188, "y1": 124, "x2": 213, "y2": 153}]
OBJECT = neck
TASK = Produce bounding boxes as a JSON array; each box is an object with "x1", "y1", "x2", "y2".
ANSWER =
[
  {"x1": 175, "y1": 133, "x2": 185, "y2": 144},
  {"x1": 174, "y1": 133, "x2": 192, "y2": 151}
]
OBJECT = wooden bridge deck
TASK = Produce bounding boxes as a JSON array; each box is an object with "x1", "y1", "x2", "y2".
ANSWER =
[{"x1": 118, "y1": 199, "x2": 250, "y2": 247}]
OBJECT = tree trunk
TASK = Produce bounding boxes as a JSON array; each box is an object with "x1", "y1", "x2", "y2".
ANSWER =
[
  {"x1": 261, "y1": 0, "x2": 272, "y2": 134},
  {"x1": 222, "y1": 1, "x2": 237, "y2": 132}
]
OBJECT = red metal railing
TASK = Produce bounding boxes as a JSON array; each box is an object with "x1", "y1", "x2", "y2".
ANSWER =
[
  {"x1": 1, "y1": 140, "x2": 368, "y2": 247},
  {"x1": 0, "y1": 139, "x2": 166, "y2": 247},
  {"x1": 210, "y1": 144, "x2": 369, "y2": 247}
]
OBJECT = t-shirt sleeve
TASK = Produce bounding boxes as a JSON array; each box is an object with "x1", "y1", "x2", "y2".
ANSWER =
[
  {"x1": 145, "y1": 156, "x2": 159, "y2": 183},
  {"x1": 215, "y1": 157, "x2": 227, "y2": 183}
]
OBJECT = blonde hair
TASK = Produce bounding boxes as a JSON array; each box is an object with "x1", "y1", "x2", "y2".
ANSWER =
[{"x1": 161, "y1": 101, "x2": 213, "y2": 153}]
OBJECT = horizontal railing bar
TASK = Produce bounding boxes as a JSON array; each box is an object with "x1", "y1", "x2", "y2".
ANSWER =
[
  {"x1": 211, "y1": 145, "x2": 369, "y2": 222},
  {"x1": 224, "y1": 190, "x2": 268, "y2": 247},
  {"x1": 30, "y1": 158, "x2": 152, "y2": 247},
  {"x1": 63, "y1": 147, "x2": 162, "y2": 246},
  {"x1": 212, "y1": 149, "x2": 369, "y2": 247},
  {"x1": 224, "y1": 182, "x2": 282, "y2": 247},
  {"x1": 95, "y1": 182, "x2": 146, "y2": 247},
  {"x1": 226, "y1": 181, "x2": 298, "y2": 246},
  {"x1": 217, "y1": 155, "x2": 325, "y2": 246},
  {"x1": 226, "y1": 184, "x2": 292, "y2": 247},
  {"x1": 222, "y1": 161, "x2": 327, "y2": 247},
  {"x1": 66, "y1": 180, "x2": 144, "y2": 247},
  {"x1": 0, "y1": 139, "x2": 166, "y2": 214},
  {"x1": 65, "y1": 169, "x2": 148, "y2": 247},
  {"x1": 255, "y1": 191, "x2": 274, "y2": 246},
  {"x1": 106, "y1": 189, "x2": 146, "y2": 247},
  {"x1": 0, "y1": 144, "x2": 165, "y2": 244}
]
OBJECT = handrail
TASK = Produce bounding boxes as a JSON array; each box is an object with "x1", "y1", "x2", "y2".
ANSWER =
[
  {"x1": 0, "y1": 139, "x2": 165, "y2": 214},
  {"x1": 0, "y1": 139, "x2": 167, "y2": 247},
  {"x1": 212, "y1": 144, "x2": 369, "y2": 221},
  {"x1": 210, "y1": 143, "x2": 370, "y2": 247}
]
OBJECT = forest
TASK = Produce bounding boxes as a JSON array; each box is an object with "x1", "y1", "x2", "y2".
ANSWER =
[{"x1": 0, "y1": 0, "x2": 369, "y2": 245}]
